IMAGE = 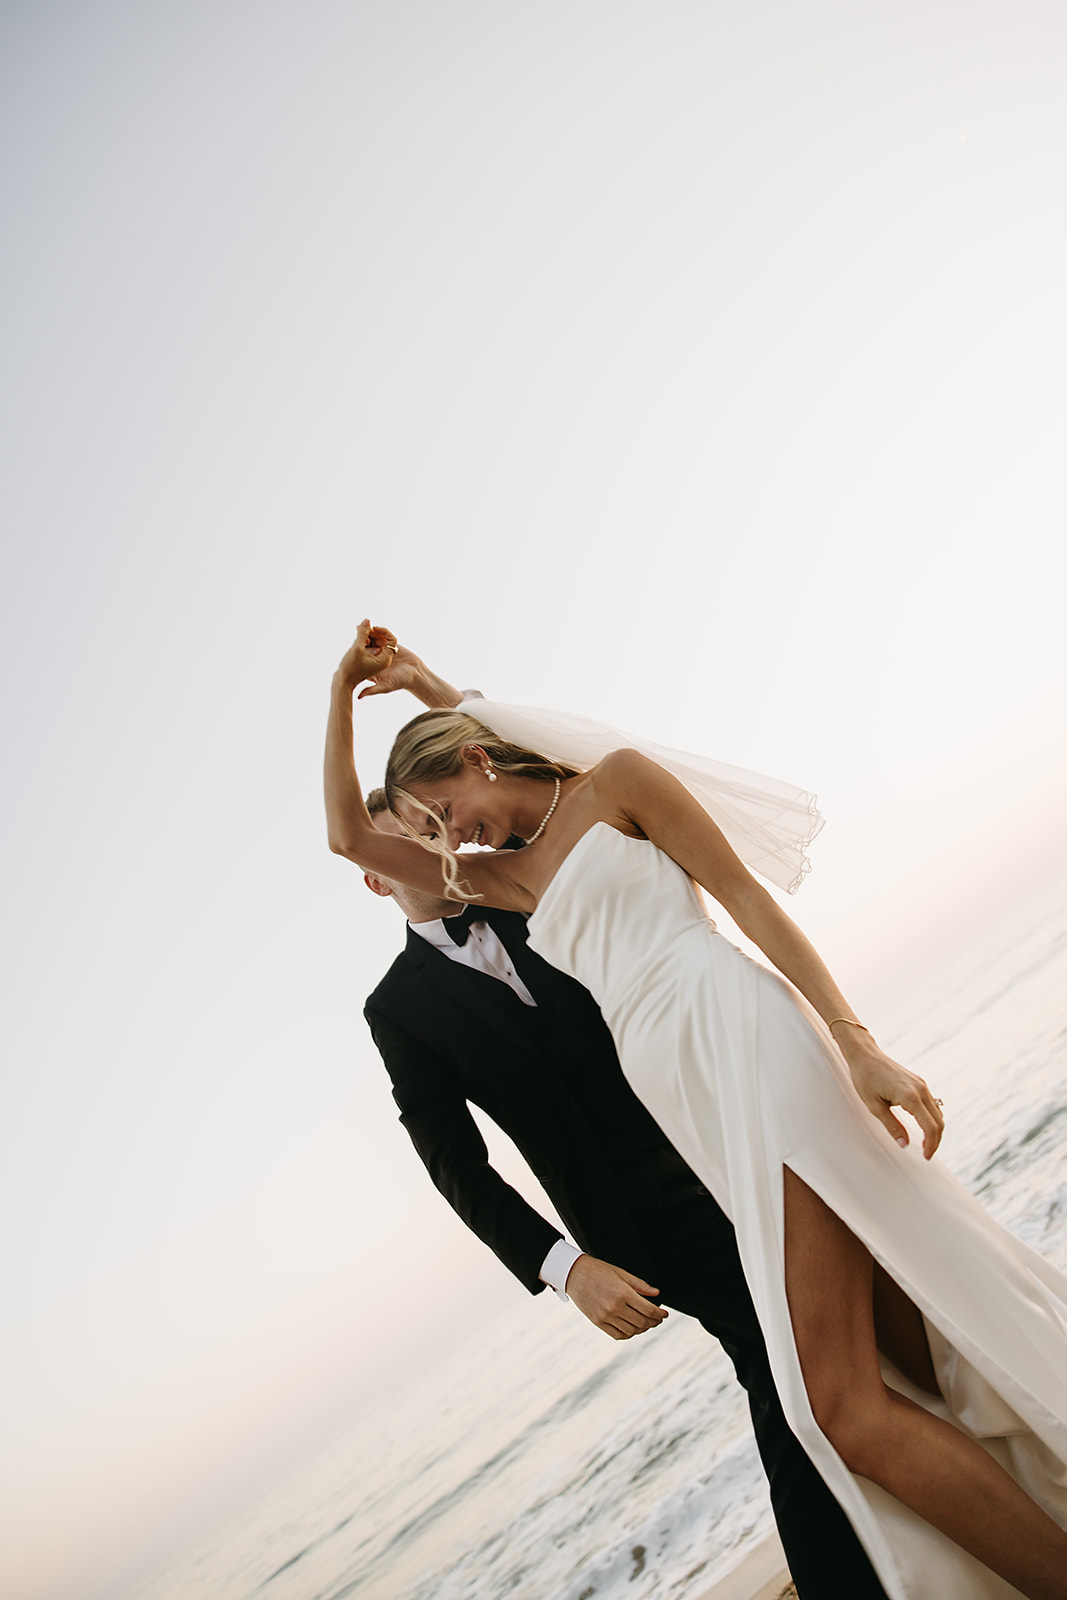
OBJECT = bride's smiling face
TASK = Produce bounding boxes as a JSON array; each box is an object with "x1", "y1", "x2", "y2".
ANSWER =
[{"x1": 401, "y1": 748, "x2": 517, "y2": 852}]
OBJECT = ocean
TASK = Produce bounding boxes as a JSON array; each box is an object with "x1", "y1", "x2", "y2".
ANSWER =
[{"x1": 128, "y1": 870, "x2": 1067, "y2": 1600}]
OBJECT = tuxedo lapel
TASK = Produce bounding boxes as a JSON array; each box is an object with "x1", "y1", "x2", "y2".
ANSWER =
[
  {"x1": 485, "y1": 907, "x2": 579, "y2": 1014},
  {"x1": 403, "y1": 924, "x2": 546, "y2": 1061}
]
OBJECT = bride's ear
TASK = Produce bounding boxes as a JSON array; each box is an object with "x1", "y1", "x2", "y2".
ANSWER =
[{"x1": 460, "y1": 743, "x2": 490, "y2": 773}]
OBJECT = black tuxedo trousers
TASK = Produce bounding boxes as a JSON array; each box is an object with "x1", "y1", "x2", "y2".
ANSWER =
[{"x1": 365, "y1": 908, "x2": 887, "y2": 1600}]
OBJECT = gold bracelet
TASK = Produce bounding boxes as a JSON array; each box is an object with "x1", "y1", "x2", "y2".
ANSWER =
[{"x1": 827, "y1": 1017, "x2": 869, "y2": 1034}]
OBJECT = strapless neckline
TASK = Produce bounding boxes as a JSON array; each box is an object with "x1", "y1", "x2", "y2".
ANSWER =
[{"x1": 531, "y1": 821, "x2": 640, "y2": 919}]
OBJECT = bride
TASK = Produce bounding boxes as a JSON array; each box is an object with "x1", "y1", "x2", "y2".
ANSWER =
[{"x1": 326, "y1": 621, "x2": 1067, "y2": 1600}]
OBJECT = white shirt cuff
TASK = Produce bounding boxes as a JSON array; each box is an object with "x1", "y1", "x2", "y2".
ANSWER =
[{"x1": 539, "y1": 1238, "x2": 584, "y2": 1301}]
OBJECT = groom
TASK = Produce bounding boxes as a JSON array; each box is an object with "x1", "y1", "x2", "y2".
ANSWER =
[{"x1": 356, "y1": 640, "x2": 888, "y2": 1600}]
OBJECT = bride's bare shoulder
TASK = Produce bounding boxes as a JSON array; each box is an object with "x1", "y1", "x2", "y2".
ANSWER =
[
  {"x1": 588, "y1": 747, "x2": 664, "y2": 793},
  {"x1": 583, "y1": 749, "x2": 670, "y2": 838}
]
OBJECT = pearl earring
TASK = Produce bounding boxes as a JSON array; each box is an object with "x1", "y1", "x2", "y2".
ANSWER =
[{"x1": 486, "y1": 766, "x2": 498, "y2": 782}]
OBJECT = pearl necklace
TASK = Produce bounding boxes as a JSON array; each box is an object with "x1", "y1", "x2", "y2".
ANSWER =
[{"x1": 523, "y1": 778, "x2": 561, "y2": 845}]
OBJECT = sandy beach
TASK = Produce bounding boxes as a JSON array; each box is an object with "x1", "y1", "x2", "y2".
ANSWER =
[{"x1": 696, "y1": 1530, "x2": 794, "y2": 1600}]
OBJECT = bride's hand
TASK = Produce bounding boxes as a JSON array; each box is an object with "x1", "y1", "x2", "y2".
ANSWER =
[
  {"x1": 336, "y1": 619, "x2": 401, "y2": 690},
  {"x1": 836, "y1": 1030, "x2": 945, "y2": 1159},
  {"x1": 336, "y1": 622, "x2": 462, "y2": 710},
  {"x1": 356, "y1": 639, "x2": 428, "y2": 701}
]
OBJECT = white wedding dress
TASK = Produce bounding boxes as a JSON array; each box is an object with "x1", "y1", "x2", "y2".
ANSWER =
[{"x1": 525, "y1": 823, "x2": 1067, "y2": 1600}]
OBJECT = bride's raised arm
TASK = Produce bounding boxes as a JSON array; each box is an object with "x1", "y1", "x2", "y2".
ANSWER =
[
  {"x1": 592, "y1": 747, "x2": 946, "y2": 1160},
  {"x1": 323, "y1": 621, "x2": 530, "y2": 912}
]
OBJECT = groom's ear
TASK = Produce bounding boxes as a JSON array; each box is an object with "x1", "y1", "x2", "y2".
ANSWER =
[{"x1": 363, "y1": 872, "x2": 394, "y2": 900}]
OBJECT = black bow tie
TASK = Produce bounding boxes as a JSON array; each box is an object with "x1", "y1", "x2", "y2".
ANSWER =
[{"x1": 443, "y1": 905, "x2": 485, "y2": 946}]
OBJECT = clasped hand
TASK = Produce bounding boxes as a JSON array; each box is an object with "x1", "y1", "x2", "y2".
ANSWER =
[{"x1": 338, "y1": 618, "x2": 422, "y2": 697}]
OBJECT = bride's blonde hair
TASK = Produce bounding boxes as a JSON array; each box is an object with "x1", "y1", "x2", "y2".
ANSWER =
[{"x1": 385, "y1": 709, "x2": 580, "y2": 900}]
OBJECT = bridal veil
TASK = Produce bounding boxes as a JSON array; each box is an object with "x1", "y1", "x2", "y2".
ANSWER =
[{"x1": 463, "y1": 697, "x2": 824, "y2": 894}]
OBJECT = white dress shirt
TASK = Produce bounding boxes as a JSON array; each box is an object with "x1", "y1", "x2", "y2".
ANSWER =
[
  {"x1": 409, "y1": 913, "x2": 583, "y2": 1297},
  {"x1": 413, "y1": 915, "x2": 538, "y2": 1007}
]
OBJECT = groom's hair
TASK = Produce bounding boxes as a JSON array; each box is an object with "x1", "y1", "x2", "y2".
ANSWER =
[{"x1": 365, "y1": 787, "x2": 389, "y2": 818}]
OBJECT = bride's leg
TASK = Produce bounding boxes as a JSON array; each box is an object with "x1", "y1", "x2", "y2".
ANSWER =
[
  {"x1": 783, "y1": 1166, "x2": 1067, "y2": 1600},
  {"x1": 871, "y1": 1261, "x2": 939, "y2": 1395}
]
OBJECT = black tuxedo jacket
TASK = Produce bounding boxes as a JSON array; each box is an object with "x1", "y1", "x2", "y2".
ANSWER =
[
  {"x1": 364, "y1": 906, "x2": 696, "y2": 1294},
  {"x1": 364, "y1": 905, "x2": 890, "y2": 1600}
]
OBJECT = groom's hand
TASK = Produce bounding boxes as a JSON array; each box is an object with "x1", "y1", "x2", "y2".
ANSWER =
[{"x1": 564, "y1": 1255, "x2": 669, "y2": 1341}]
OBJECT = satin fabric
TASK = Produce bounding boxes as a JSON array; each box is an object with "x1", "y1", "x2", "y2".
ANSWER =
[{"x1": 528, "y1": 824, "x2": 1067, "y2": 1600}]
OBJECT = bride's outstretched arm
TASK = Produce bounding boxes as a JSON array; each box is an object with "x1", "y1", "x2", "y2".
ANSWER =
[
  {"x1": 324, "y1": 621, "x2": 530, "y2": 910},
  {"x1": 596, "y1": 749, "x2": 945, "y2": 1159}
]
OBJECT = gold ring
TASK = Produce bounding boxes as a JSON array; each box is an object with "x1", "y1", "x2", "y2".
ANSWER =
[{"x1": 389, "y1": 644, "x2": 399, "y2": 654}]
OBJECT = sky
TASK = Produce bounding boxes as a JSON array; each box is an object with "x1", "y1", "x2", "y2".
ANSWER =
[{"x1": 2, "y1": 2, "x2": 1066, "y2": 1597}]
